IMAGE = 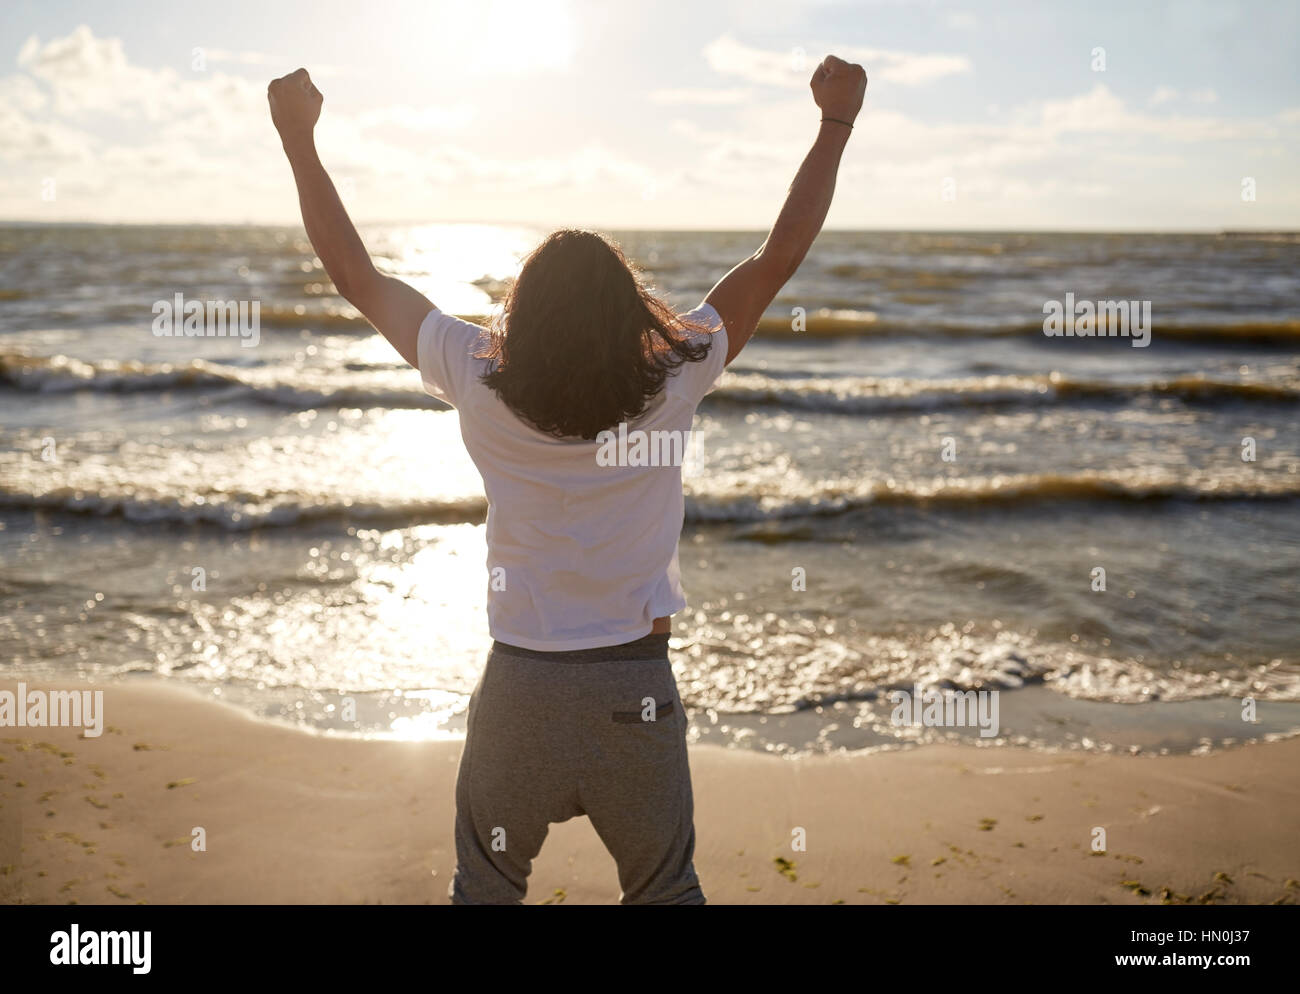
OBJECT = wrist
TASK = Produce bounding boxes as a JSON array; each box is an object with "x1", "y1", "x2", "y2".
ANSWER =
[
  {"x1": 279, "y1": 130, "x2": 318, "y2": 160},
  {"x1": 817, "y1": 117, "x2": 853, "y2": 146}
]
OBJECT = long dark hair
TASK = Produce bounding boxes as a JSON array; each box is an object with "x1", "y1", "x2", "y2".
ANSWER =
[{"x1": 478, "y1": 229, "x2": 714, "y2": 440}]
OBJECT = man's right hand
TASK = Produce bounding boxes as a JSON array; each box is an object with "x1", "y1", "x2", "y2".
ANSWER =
[
  {"x1": 810, "y1": 55, "x2": 867, "y2": 124},
  {"x1": 268, "y1": 68, "x2": 323, "y2": 148}
]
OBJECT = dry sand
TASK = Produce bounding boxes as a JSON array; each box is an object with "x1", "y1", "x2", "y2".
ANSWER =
[{"x1": 2, "y1": 681, "x2": 1297, "y2": 906}]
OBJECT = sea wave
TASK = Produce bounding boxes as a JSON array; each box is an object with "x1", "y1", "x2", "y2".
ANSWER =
[
  {"x1": 252, "y1": 305, "x2": 490, "y2": 332},
  {"x1": 5, "y1": 351, "x2": 1294, "y2": 414},
  {"x1": 0, "y1": 352, "x2": 449, "y2": 410},
  {"x1": 3, "y1": 471, "x2": 1294, "y2": 532},
  {"x1": 755, "y1": 312, "x2": 1300, "y2": 344},
  {"x1": 684, "y1": 472, "x2": 1300, "y2": 523},
  {"x1": 677, "y1": 623, "x2": 1300, "y2": 711},
  {"x1": 0, "y1": 486, "x2": 486, "y2": 530},
  {"x1": 712, "y1": 371, "x2": 1300, "y2": 414},
  {"x1": 247, "y1": 304, "x2": 370, "y2": 331}
]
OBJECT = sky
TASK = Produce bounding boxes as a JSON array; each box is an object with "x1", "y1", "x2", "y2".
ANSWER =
[{"x1": 1, "y1": 0, "x2": 1297, "y2": 230}]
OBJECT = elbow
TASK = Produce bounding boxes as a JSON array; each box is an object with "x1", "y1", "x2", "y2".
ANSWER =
[
  {"x1": 332, "y1": 265, "x2": 374, "y2": 306},
  {"x1": 332, "y1": 270, "x2": 358, "y2": 303}
]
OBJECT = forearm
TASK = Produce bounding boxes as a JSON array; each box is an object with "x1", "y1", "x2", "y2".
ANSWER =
[
  {"x1": 758, "y1": 121, "x2": 851, "y2": 277},
  {"x1": 281, "y1": 137, "x2": 375, "y2": 299}
]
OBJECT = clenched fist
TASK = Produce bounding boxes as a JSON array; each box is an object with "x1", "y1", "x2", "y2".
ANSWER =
[
  {"x1": 268, "y1": 68, "x2": 322, "y2": 146},
  {"x1": 810, "y1": 55, "x2": 867, "y2": 125}
]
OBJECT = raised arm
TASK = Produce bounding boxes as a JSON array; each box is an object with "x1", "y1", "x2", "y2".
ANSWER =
[
  {"x1": 705, "y1": 55, "x2": 866, "y2": 364},
  {"x1": 268, "y1": 68, "x2": 432, "y2": 369}
]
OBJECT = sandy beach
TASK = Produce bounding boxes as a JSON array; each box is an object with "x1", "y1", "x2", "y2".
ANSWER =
[{"x1": 2, "y1": 681, "x2": 1296, "y2": 906}]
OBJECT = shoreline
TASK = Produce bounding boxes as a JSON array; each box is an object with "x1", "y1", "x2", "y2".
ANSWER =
[
  {"x1": 2, "y1": 680, "x2": 1298, "y2": 905},
  {"x1": 9, "y1": 674, "x2": 1299, "y2": 758}
]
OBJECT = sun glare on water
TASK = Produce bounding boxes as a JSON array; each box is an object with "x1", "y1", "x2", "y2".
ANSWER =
[{"x1": 370, "y1": 222, "x2": 542, "y2": 317}]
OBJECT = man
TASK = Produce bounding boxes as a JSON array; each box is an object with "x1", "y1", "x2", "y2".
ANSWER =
[{"x1": 269, "y1": 53, "x2": 866, "y2": 904}]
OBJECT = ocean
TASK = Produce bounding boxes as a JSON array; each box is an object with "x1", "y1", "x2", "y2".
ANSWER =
[{"x1": 2, "y1": 224, "x2": 1298, "y2": 755}]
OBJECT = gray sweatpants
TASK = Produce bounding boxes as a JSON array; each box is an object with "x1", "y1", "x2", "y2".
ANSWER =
[{"x1": 449, "y1": 632, "x2": 705, "y2": 905}]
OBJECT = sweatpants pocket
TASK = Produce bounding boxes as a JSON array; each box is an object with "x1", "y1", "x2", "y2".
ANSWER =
[{"x1": 611, "y1": 697, "x2": 676, "y2": 723}]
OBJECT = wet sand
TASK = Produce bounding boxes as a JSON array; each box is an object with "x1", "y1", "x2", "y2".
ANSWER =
[{"x1": 2, "y1": 681, "x2": 1297, "y2": 905}]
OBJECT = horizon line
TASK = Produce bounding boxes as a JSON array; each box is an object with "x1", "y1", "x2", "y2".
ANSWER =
[{"x1": 3, "y1": 219, "x2": 1297, "y2": 237}]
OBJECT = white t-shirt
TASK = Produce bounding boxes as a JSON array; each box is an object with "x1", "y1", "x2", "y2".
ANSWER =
[{"x1": 417, "y1": 302, "x2": 728, "y2": 651}]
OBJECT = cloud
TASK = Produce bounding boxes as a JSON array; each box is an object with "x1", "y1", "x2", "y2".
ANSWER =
[
  {"x1": 14, "y1": 23, "x2": 273, "y2": 129},
  {"x1": 700, "y1": 35, "x2": 809, "y2": 86},
  {"x1": 356, "y1": 105, "x2": 476, "y2": 131},
  {"x1": 196, "y1": 49, "x2": 347, "y2": 78},
  {"x1": 0, "y1": 25, "x2": 676, "y2": 222},
  {"x1": 666, "y1": 78, "x2": 1294, "y2": 227},
  {"x1": 1033, "y1": 84, "x2": 1274, "y2": 141},
  {"x1": 2, "y1": 24, "x2": 1295, "y2": 228},
  {"x1": 18, "y1": 25, "x2": 172, "y2": 117},
  {"x1": 702, "y1": 34, "x2": 972, "y2": 87},
  {"x1": 1149, "y1": 85, "x2": 1218, "y2": 107},
  {"x1": 649, "y1": 87, "x2": 750, "y2": 105}
]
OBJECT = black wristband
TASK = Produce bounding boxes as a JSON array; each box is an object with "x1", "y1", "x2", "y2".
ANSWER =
[{"x1": 821, "y1": 116, "x2": 854, "y2": 129}]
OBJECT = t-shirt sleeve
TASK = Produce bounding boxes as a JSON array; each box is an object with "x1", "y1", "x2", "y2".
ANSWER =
[
  {"x1": 666, "y1": 302, "x2": 729, "y2": 405},
  {"x1": 416, "y1": 306, "x2": 490, "y2": 408}
]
